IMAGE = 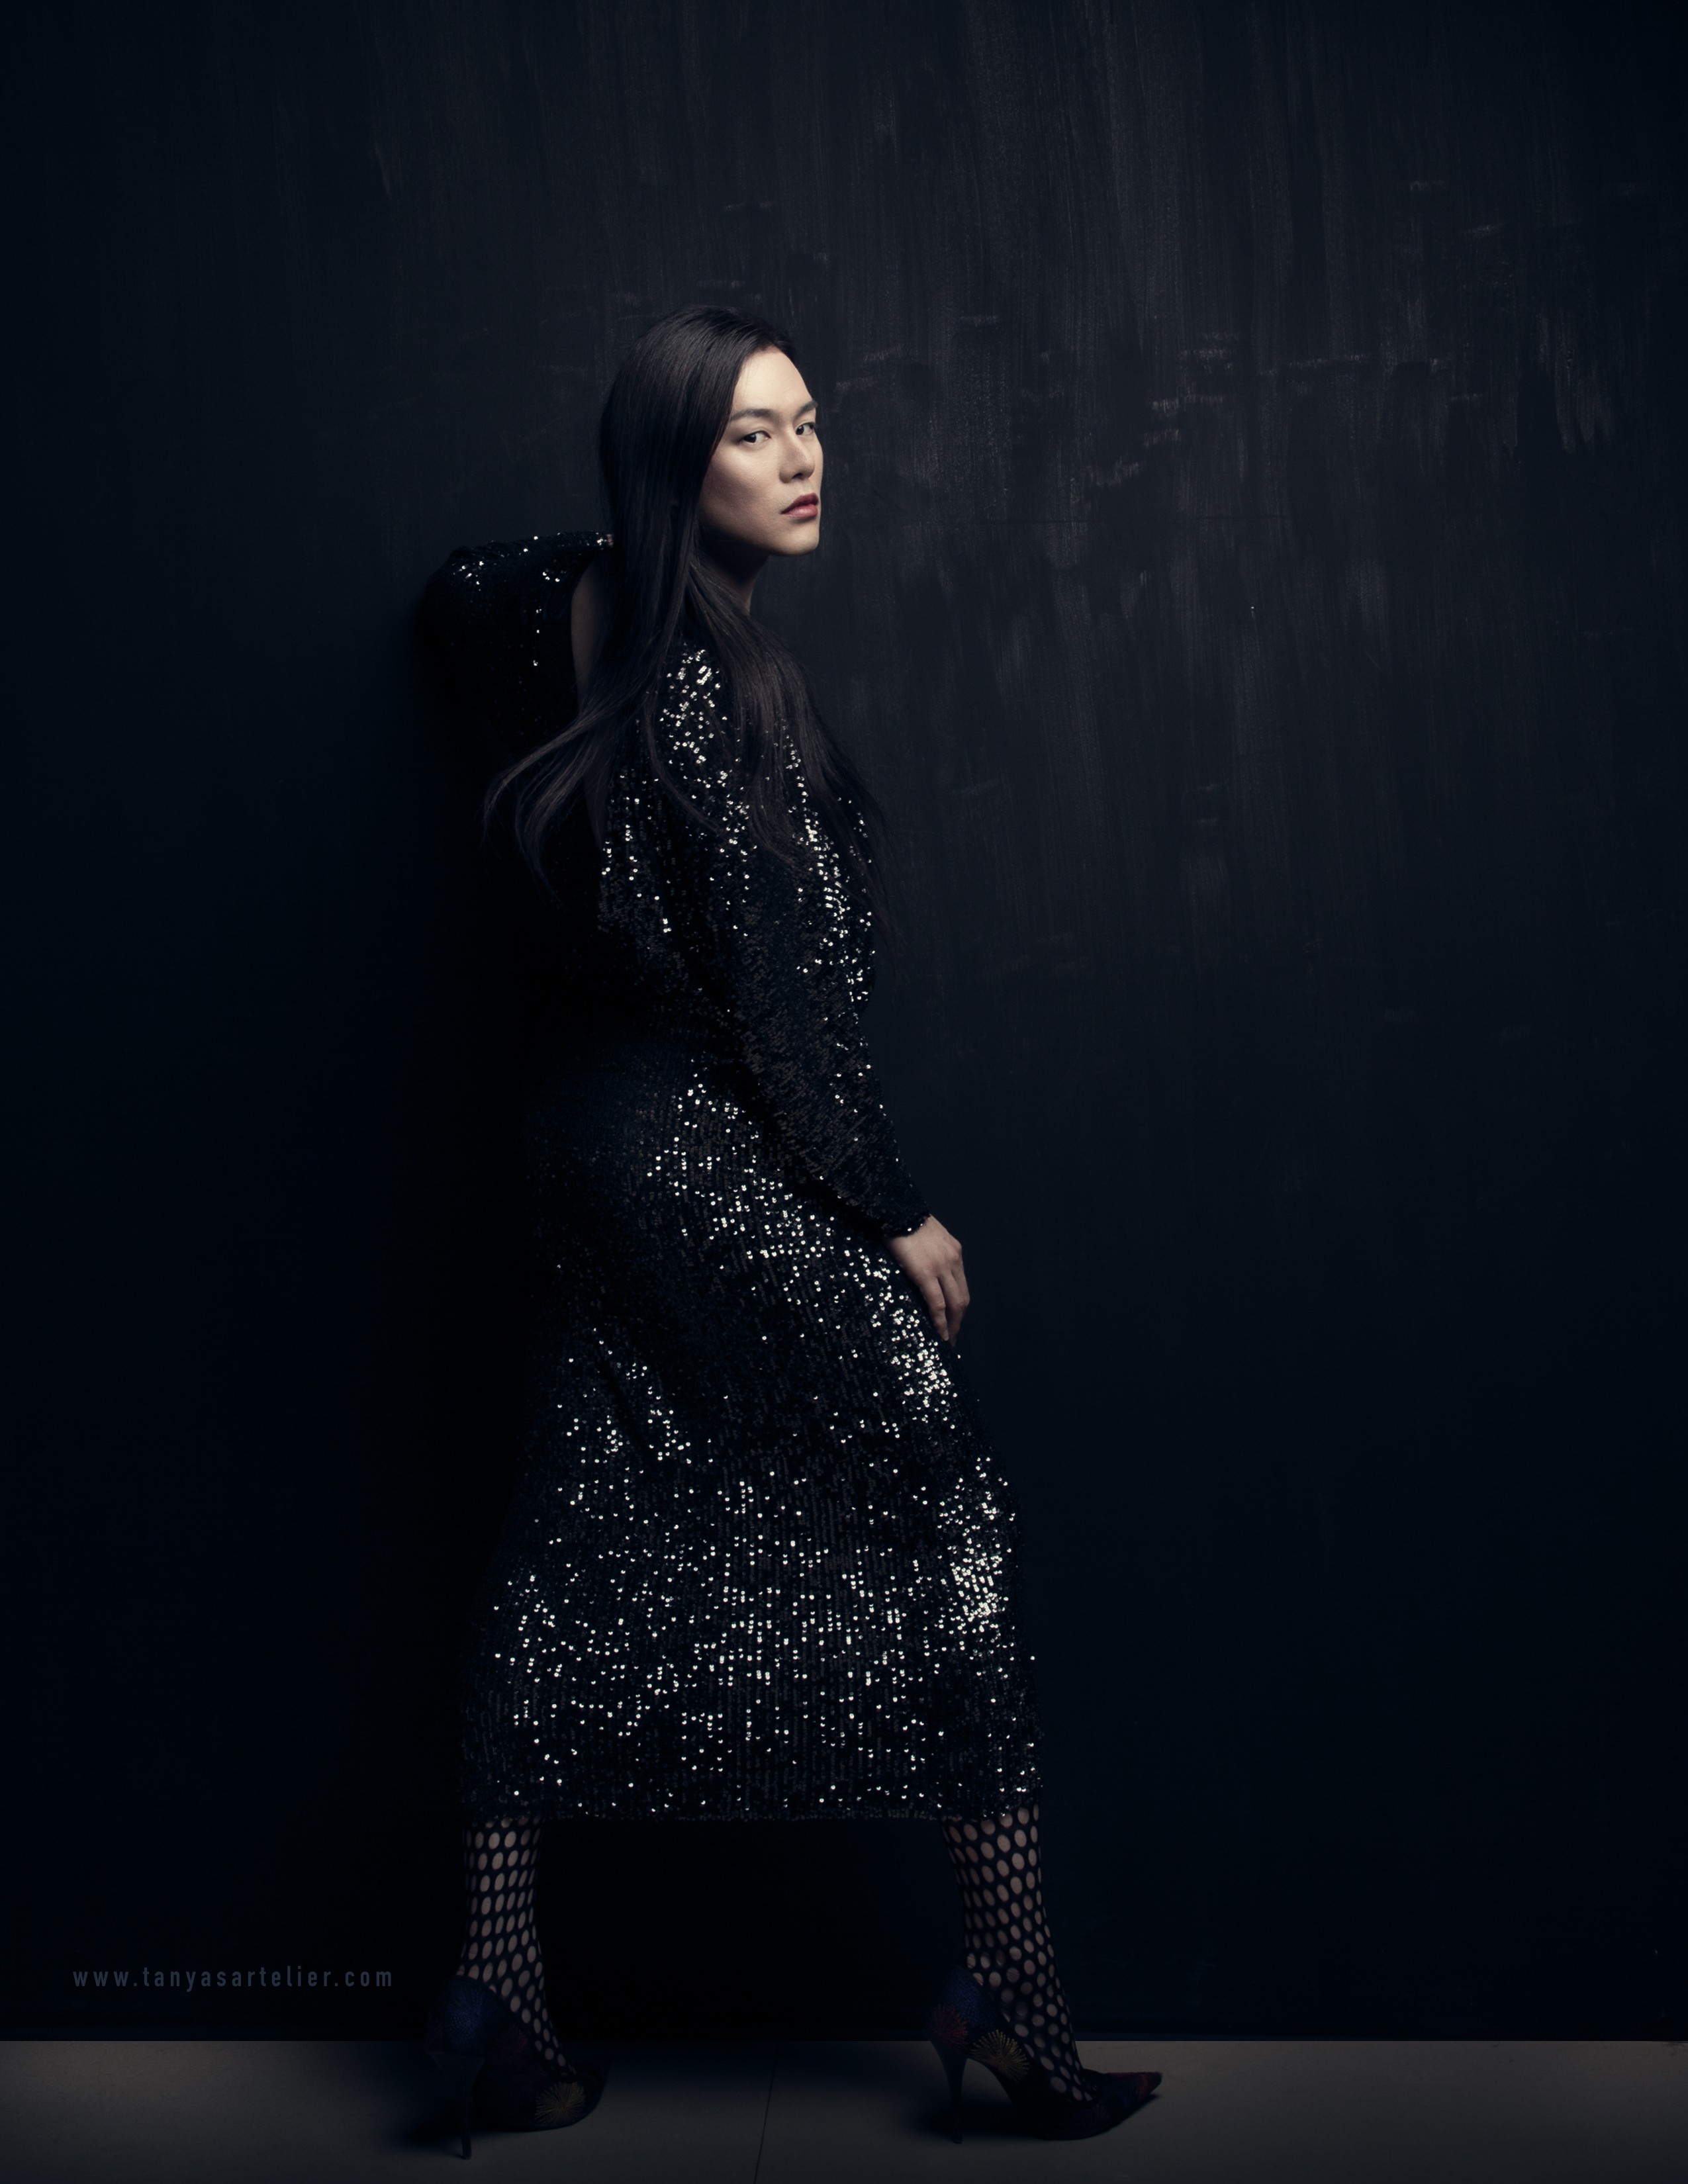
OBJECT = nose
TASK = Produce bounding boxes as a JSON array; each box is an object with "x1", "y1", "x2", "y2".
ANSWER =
[{"x1": 781, "y1": 432, "x2": 815, "y2": 480}]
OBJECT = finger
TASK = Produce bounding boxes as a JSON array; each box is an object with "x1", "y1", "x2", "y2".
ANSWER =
[
  {"x1": 917, "y1": 1270, "x2": 950, "y2": 1342},
  {"x1": 938, "y1": 1266, "x2": 968, "y2": 1340}
]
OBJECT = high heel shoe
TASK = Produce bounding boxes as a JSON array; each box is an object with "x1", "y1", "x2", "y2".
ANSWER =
[
  {"x1": 422, "y1": 1974, "x2": 608, "y2": 2158},
  {"x1": 925, "y1": 1966, "x2": 1160, "y2": 2142}
]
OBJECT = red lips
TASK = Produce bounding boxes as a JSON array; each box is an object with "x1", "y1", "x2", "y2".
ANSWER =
[{"x1": 782, "y1": 495, "x2": 820, "y2": 514}]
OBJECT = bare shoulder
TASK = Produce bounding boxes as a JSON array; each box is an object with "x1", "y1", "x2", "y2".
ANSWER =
[{"x1": 570, "y1": 551, "x2": 612, "y2": 698}]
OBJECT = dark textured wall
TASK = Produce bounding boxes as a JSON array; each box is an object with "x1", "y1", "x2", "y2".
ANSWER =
[{"x1": 6, "y1": 1, "x2": 1684, "y2": 2038}]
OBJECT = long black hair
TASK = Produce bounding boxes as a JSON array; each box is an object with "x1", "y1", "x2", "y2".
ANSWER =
[{"x1": 489, "y1": 305, "x2": 880, "y2": 900}]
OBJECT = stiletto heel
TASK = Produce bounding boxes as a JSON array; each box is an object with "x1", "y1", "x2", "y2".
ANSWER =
[
  {"x1": 431, "y1": 2052, "x2": 479, "y2": 2159},
  {"x1": 422, "y1": 1973, "x2": 608, "y2": 2152},
  {"x1": 927, "y1": 1972, "x2": 972, "y2": 2141},
  {"x1": 925, "y1": 1966, "x2": 1161, "y2": 2142},
  {"x1": 937, "y1": 2040, "x2": 966, "y2": 2142},
  {"x1": 423, "y1": 1976, "x2": 506, "y2": 2158}
]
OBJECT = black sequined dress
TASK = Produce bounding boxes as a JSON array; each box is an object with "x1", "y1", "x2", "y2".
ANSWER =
[{"x1": 424, "y1": 533, "x2": 1040, "y2": 1821}]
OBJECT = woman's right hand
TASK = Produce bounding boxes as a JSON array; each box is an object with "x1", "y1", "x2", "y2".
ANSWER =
[{"x1": 888, "y1": 1216, "x2": 970, "y2": 1345}]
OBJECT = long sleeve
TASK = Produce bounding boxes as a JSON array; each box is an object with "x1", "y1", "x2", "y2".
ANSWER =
[
  {"x1": 420, "y1": 533, "x2": 606, "y2": 754},
  {"x1": 637, "y1": 649, "x2": 929, "y2": 1240}
]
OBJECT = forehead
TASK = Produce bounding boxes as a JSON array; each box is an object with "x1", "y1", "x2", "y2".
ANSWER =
[{"x1": 729, "y1": 345, "x2": 813, "y2": 415}]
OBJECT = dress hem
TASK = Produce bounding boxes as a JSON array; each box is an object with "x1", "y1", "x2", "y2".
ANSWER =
[{"x1": 458, "y1": 1782, "x2": 1045, "y2": 1825}]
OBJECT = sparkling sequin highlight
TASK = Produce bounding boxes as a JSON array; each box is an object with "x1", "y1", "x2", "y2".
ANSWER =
[{"x1": 424, "y1": 535, "x2": 1041, "y2": 1821}]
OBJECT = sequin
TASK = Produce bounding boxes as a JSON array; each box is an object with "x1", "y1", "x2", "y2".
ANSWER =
[{"x1": 423, "y1": 535, "x2": 1041, "y2": 1821}]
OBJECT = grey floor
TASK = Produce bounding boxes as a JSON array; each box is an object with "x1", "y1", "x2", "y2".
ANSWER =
[{"x1": 3, "y1": 2038, "x2": 1686, "y2": 2182}]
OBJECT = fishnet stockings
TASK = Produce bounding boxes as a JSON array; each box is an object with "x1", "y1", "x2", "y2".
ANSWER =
[
  {"x1": 453, "y1": 1821, "x2": 565, "y2": 2071},
  {"x1": 941, "y1": 1803, "x2": 1086, "y2": 2096}
]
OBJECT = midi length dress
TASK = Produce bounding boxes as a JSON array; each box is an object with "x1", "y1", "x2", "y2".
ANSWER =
[{"x1": 423, "y1": 533, "x2": 1041, "y2": 1822}]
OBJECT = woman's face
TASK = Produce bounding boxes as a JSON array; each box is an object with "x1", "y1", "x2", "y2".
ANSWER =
[{"x1": 698, "y1": 346, "x2": 823, "y2": 563}]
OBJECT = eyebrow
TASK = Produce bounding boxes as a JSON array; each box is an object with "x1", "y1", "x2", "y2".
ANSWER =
[{"x1": 726, "y1": 400, "x2": 818, "y2": 424}]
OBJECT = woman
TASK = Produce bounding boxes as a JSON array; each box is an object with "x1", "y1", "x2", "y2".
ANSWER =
[{"x1": 420, "y1": 305, "x2": 1159, "y2": 2152}]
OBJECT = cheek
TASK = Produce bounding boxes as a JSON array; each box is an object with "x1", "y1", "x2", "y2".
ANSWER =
[{"x1": 704, "y1": 457, "x2": 761, "y2": 524}]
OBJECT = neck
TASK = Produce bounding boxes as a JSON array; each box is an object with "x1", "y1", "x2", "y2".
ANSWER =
[{"x1": 698, "y1": 530, "x2": 767, "y2": 613}]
